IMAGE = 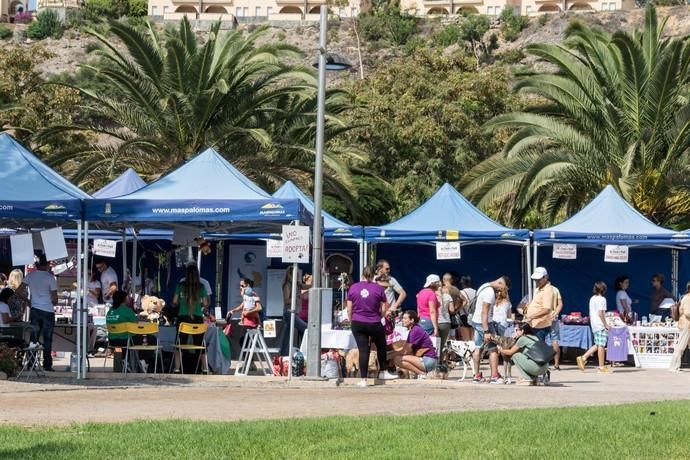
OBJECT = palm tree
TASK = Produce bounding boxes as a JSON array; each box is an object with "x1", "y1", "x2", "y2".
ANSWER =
[
  {"x1": 40, "y1": 18, "x2": 359, "y2": 196},
  {"x1": 461, "y1": 5, "x2": 690, "y2": 228}
]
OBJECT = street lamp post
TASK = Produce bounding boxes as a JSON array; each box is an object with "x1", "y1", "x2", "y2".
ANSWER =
[{"x1": 306, "y1": 4, "x2": 351, "y2": 378}]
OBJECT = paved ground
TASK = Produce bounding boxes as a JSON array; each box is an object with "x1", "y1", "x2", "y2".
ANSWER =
[{"x1": 1, "y1": 366, "x2": 689, "y2": 425}]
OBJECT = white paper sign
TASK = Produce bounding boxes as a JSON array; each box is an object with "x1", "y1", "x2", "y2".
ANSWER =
[
  {"x1": 553, "y1": 243, "x2": 577, "y2": 260},
  {"x1": 41, "y1": 227, "x2": 68, "y2": 261},
  {"x1": 93, "y1": 239, "x2": 118, "y2": 258},
  {"x1": 436, "y1": 242, "x2": 461, "y2": 260},
  {"x1": 10, "y1": 233, "x2": 35, "y2": 266},
  {"x1": 266, "y1": 239, "x2": 283, "y2": 258},
  {"x1": 604, "y1": 245, "x2": 629, "y2": 263},
  {"x1": 172, "y1": 226, "x2": 199, "y2": 246},
  {"x1": 281, "y1": 225, "x2": 310, "y2": 264},
  {"x1": 263, "y1": 319, "x2": 277, "y2": 338}
]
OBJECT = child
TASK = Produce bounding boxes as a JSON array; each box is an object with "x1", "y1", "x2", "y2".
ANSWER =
[
  {"x1": 577, "y1": 281, "x2": 610, "y2": 373},
  {"x1": 229, "y1": 278, "x2": 261, "y2": 328}
]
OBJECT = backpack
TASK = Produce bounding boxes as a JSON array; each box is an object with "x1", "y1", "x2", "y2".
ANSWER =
[
  {"x1": 523, "y1": 336, "x2": 555, "y2": 365},
  {"x1": 466, "y1": 286, "x2": 489, "y2": 318}
]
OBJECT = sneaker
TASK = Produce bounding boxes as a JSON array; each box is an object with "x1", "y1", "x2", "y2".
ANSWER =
[
  {"x1": 598, "y1": 366, "x2": 611, "y2": 374},
  {"x1": 378, "y1": 370, "x2": 399, "y2": 380},
  {"x1": 489, "y1": 376, "x2": 504, "y2": 385},
  {"x1": 28, "y1": 342, "x2": 39, "y2": 350},
  {"x1": 576, "y1": 356, "x2": 586, "y2": 371},
  {"x1": 543, "y1": 371, "x2": 551, "y2": 386},
  {"x1": 504, "y1": 378, "x2": 514, "y2": 385},
  {"x1": 472, "y1": 373, "x2": 484, "y2": 384},
  {"x1": 552, "y1": 365, "x2": 561, "y2": 371},
  {"x1": 416, "y1": 373, "x2": 427, "y2": 380},
  {"x1": 356, "y1": 380, "x2": 368, "y2": 388}
]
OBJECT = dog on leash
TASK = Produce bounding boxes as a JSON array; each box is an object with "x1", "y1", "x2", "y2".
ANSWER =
[
  {"x1": 446, "y1": 340, "x2": 477, "y2": 381},
  {"x1": 345, "y1": 344, "x2": 379, "y2": 378},
  {"x1": 494, "y1": 336, "x2": 516, "y2": 383}
]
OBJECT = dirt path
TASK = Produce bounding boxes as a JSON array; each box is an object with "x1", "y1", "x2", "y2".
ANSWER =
[{"x1": 2, "y1": 367, "x2": 689, "y2": 426}]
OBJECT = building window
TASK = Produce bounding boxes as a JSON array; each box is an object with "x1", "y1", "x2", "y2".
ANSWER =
[
  {"x1": 151, "y1": 5, "x2": 157, "y2": 15},
  {"x1": 236, "y1": 7, "x2": 242, "y2": 16},
  {"x1": 609, "y1": 2, "x2": 616, "y2": 10},
  {"x1": 496, "y1": 6, "x2": 502, "y2": 15},
  {"x1": 601, "y1": 2, "x2": 608, "y2": 10},
  {"x1": 351, "y1": 7, "x2": 356, "y2": 16},
  {"x1": 339, "y1": 7, "x2": 345, "y2": 17},
  {"x1": 526, "y1": 6, "x2": 532, "y2": 15},
  {"x1": 486, "y1": 6, "x2": 493, "y2": 15},
  {"x1": 267, "y1": 6, "x2": 272, "y2": 16},
  {"x1": 256, "y1": 6, "x2": 261, "y2": 16},
  {"x1": 163, "y1": 6, "x2": 168, "y2": 14},
  {"x1": 243, "y1": 7, "x2": 248, "y2": 16}
]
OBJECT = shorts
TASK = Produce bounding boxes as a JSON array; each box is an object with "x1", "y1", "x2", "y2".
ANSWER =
[
  {"x1": 419, "y1": 318, "x2": 434, "y2": 335},
  {"x1": 421, "y1": 356, "x2": 438, "y2": 372},
  {"x1": 471, "y1": 322, "x2": 496, "y2": 347},
  {"x1": 533, "y1": 326, "x2": 552, "y2": 342},
  {"x1": 549, "y1": 321, "x2": 561, "y2": 342},
  {"x1": 594, "y1": 329, "x2": 608, "y2": 347}
]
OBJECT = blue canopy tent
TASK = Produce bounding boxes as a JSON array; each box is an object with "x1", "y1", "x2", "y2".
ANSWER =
[
  {"x1": 0, "y1": 133, "x2": 90, "y2": 223},
  {"x1": 533, "y1": 185, "x2": 690, "y2": 315},
  {"x1": 0, "y1": 133, "x2": 91, "y2": 378},
  {"x1": 93, "y1": 168, "x2": 146, "y2": 199},
  {"x1": 273, "y1": 181, "x2": 362, "y2": 240},
  {"x1": 85, "y1": 148, "x2": 311, "y2": 230},
  {"x1": 364, "y1": 183, "x2": 531, "y2": 304}
]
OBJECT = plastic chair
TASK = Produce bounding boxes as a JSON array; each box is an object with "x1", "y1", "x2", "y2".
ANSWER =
[
  {"x1": 171, "y1": 322, "x2": 208, "y2": 375},
  {"x1": 126, "y1": 323, "x2": 163, "y2": 376},
  {"x1": 104, "y1": 323, "x2": 135, "y2": 374}
]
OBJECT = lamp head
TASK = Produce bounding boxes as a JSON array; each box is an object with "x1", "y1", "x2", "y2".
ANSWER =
[{"x1": 313, "y1": 53, "x2": 352, "y2": 71}]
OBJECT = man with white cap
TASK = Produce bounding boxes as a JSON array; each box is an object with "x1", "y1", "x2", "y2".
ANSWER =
[
  {"x1": 524, "y1": 267, "x2": 555, "y2": 342},
  {"x1": 416, "y1": 274, "x2": 441, "y2": 336}
]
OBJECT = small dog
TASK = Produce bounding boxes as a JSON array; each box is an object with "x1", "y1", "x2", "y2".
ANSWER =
[
  {"x1": 447, "y1": 340, "x2": 477, "y2": 381},
  {"x1": 345, "y1": 345, "x2": 379, "y2": 378},
  {"x1": 494, "y1": 336, "x2": 516, "y2": 383}
]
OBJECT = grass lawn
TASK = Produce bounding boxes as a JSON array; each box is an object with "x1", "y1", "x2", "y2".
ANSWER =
[{"x1": 1, "y1": 400, "x2": 688, "y2": 459}]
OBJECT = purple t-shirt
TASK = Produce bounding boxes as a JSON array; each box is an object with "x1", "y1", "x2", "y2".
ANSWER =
[
  {"x1": 407, "y1": 324, "x2": 437, "y2": 359},
  {"x1": 347, "y1": 281, "x2": 386, "y2": 323}
]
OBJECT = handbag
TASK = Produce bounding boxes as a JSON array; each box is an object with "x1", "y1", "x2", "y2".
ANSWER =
[{"x1": 523, "y1": 336, "x2": 555, "y2": 365}]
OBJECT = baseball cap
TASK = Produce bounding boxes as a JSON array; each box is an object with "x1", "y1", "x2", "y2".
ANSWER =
[
  {"x1": 531, "y1": 267, "x2": 548, "y2": 280},
  {"x1": 424, "y1": 274, "x2": 441, "y2": 288}
]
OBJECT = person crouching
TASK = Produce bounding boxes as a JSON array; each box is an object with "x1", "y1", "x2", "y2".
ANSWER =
[{"x1": 399, "y1": 310, "x2": 438, "y2": 379}]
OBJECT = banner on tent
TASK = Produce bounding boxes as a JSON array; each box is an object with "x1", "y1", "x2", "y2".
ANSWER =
[
  {"x1": 604, "y1": 245, "x2": 629, "y2": 263},
  {"x1": 93, "y1": 239, "x2": 117, "y2": 258},
  {"x1": 266, "y1": 239, "x2": 283, "y2": 258},
  {"x1": 282, "y1": 225, "x2": 309, "y2": 264},
  {"x1": 553, "y1": 243, "x2": 577, "y2": 260},
  {"x1": 436, "y1": 242, "x2": 461, "y2": 260}
]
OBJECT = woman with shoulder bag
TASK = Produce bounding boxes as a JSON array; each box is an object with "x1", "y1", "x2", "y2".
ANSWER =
[{"x1": 498, "y1": 322, "x2": 550, "y2": 386}]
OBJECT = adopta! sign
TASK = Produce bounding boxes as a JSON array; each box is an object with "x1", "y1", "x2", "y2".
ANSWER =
[{"x1": 281, "y1": 225, "x2": 310, "y2": 264}]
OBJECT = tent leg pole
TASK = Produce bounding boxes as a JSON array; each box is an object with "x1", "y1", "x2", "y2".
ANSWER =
[
  {"x1": 82, "y1": 222, "x2": 90, "y2": 378},
  {"x1": 76, "y1": 220, "x2": 82, "y2": 379},
  {"x1": 121, "y1": 230, "x2": 127, "y2": 289},
  {"x1": 131, "y1": 234, "x2": 138, "y2": 299},
  {"x1": 526, "y1": 241, "x2": 533, "y2": 300},
  {"x1": 672, "y1": 249, "x2": 679, "y2": 299}
]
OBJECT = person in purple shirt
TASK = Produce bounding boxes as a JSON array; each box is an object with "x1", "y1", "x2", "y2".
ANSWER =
[
  {"x1": 347, "y1": 266, "x2": 399, "y2": 387},
  {"x1": 399, "y1": 310, "x2": 438, "y2": 378}
]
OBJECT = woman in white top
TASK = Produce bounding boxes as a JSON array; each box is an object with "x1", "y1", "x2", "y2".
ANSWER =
[
  {"x1": 492, "y1": 287, "x2": 513, "y2": 336},
  {"x1": 614, "y1": 276, "x2": 634, "y2": 323}
]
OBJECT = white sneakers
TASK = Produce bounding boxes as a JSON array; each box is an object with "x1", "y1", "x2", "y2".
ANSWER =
[
  {"x1": 27, "y1": 342, "x2": 40, "y2": 350},
  {"x1": 378, "y1": 370, "x2": 399, "y2": 380},
  {"x1": 356, "y1": 380, "x2": 368, "y2": 388}
]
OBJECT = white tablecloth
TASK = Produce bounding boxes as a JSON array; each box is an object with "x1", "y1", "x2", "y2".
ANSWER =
[{"x1": 300, "y1": 326, "x2": 409, "y2": 356}]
